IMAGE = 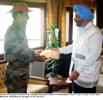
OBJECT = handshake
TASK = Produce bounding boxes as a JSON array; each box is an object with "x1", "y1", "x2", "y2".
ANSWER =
[{"x1": 35, "y1": 48, "x2": 60, "y2": 61}]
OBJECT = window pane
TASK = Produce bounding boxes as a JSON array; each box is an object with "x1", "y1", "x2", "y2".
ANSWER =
[
  {"x1": 27, "y1": 8, "x2": 43, "y2": 48},
  {"x1": 0, "y1": 5, "x2": 12, "y2": 54},
  {"x1": 0, "y1": 5, "x2": 44, "y2": 54},
  {"x1": 66, "y1": 11, "x2": 70, "y2": 42}
]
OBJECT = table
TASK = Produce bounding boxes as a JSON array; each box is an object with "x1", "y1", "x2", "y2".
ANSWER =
[{"x1": 48, "y1": 78, "x2": 72, "y2": 93}]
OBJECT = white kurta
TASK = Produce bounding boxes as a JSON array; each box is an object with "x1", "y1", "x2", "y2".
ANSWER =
[{"x1": 59, "y1": 22, "x2": 102, "y2": 88}]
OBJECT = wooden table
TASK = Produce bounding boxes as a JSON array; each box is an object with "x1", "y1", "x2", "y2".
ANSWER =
[{"x1": 48, "y1": 77, "x2": 71, "y2": 93}]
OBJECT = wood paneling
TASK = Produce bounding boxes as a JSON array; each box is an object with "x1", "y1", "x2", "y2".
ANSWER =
[{"x1": 66, "y1": 0, "x2": 95, "y2": 8}]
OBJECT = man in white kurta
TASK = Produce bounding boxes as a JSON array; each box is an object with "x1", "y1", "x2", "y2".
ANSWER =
[{"x1": 59, "y1": 4, "x2": 102, "y2": 93}]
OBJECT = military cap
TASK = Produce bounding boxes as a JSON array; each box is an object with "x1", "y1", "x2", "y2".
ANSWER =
[
  {"x1": 73, "y1": 4, "x2": 94, "y2": 21},
  {"x1": 9, "y1": 2, "x2": 31, "y2": 12}
]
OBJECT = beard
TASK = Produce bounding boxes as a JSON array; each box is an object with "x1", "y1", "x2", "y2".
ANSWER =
[
  {"x1": 76, "y1": 21, "x2": 82, "y2": 27},
  {"x1": 75, "y1": 19, "x2": 83, "y2": 27}
]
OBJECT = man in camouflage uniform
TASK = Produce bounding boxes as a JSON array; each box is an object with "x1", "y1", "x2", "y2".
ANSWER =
[{"x1": 4, "y1": 2, "x2": 45, "y2": 93}]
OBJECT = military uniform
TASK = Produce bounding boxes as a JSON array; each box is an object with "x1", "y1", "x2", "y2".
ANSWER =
[{"x1": 4, "y1": 2, "x2": 42, "y2": 93}]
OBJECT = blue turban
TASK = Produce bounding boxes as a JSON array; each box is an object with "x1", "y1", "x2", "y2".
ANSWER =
[{"x1": 73, "y1": 4, "x2": 94, "y2": 21}]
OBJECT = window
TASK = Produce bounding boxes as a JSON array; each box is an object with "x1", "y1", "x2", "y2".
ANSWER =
[{"x1": 0, "y1": 5, "x2": 45, "y2": 54}]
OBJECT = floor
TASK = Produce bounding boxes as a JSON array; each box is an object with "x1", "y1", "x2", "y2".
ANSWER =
[{"x1": 52, "y1": 87, "x2": 69, "y2": 93}]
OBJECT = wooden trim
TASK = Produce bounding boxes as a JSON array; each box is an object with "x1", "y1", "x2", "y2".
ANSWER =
[
  {"x1": 18, "y1": 0, "x2": 47, "y2": 3},
  {"x1": 0, "y1": 60, "x2": 6, "y2": 64}
]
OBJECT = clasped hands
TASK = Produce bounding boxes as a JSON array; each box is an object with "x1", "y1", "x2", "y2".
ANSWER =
[{"x1": 35, "y1": 48, "x2": 59, "y2": 61}]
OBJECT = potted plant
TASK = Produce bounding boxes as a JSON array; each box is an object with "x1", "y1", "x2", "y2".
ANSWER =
[{"x1": 45, "y1": 25, "x2": 61, "y2": 78}]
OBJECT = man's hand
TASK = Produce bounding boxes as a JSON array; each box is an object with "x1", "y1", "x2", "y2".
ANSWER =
[
  {"x1": 69, "y1": 71, "x2": 80, "y2": 81},
  {"x1": 35, "y1": 49, "x2": 44, "y2": 56},
  {"x1": 35, "y1": 49, "x2": 47, "y2": 61},
  {"x1": 39, "y1": 55, "x2": 47, "y2": 61}
]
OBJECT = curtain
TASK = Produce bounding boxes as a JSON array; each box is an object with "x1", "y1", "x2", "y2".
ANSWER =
[{"x1": 47, "y1": 0, "x2": 66, "y2": 47}]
